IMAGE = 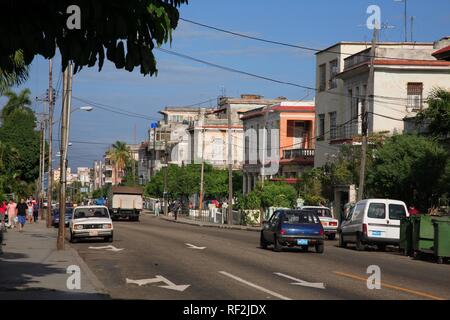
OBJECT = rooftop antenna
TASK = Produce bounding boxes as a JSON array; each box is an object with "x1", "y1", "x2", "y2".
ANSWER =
[{"x1": 394, "y1": 0, "x2": 408, "y2": 42}]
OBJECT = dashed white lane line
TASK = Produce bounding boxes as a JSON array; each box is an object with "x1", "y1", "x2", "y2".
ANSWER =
[{"x1": 218, "y1": 271, "x2": 292, "y2": 300}]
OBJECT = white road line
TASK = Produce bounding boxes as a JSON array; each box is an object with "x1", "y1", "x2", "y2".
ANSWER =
[
  {"x1": 274, "y1": 272, "x2": 326, "y2": 289},
  {"x1": 219, "y1": 271, "x2": 292, "y2": 300}
]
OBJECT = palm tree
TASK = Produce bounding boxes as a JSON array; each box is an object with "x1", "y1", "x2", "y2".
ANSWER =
[
  {"x1": 0, "y1": 51, "x2": 29, "y2": 95},
  {"x1": 107, "y1": 141, "x2": 131, "y2": 182},
  {"x1": 1, "y1": 88, "x2": 32, "y2": 120}
]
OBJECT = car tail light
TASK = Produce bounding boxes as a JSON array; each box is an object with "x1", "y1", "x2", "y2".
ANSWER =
[
  {"x1": 329, "y1": 222, "x2": 337, "y2": 227},
  {"x1": 319, "y1": 229, "x2": 324, "y2": 236},
  {"x1": 363, "y1": 224, "x2": 368, "y2": 235},
  {"x1": 280, "y1": 229, "x2": 286, "y2": 235}
]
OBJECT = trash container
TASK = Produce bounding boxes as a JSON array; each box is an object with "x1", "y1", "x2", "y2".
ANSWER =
[
  {"x1": 412, "y1": 215, "x2": 450, "y2": 259},
  {"x1": 433, "y1": 220, "x2": 450, "y2": 264},
  {"x1": 400, "y1": 217, "x2": 413, "y2": 256}
]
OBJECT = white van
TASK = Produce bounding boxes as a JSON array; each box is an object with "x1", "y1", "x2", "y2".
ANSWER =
[{"x1": 338, "y1": 199, "x2": 409, "y2": 251}]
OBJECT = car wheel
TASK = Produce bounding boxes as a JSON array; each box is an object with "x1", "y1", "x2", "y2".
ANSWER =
[
  {"x1": 105, "y1": 236, "x2": 113, "y2": 243},
  {"x1": 355, "y1": 234, "x2": 366, "y2": 251},
  {"x1": 327, "y1": 234, "x2": 336, "y2": 241},
  {"x1": 377, "y1": 244, "x2": 386, "y2": 251},
  {"x1": 273, "y1": 236, "x2": 283, "y2": 252},
  {"x1": 69, "y1": 231, "x2": 77, "y2": 243},
  {"x1": 315, "y1": 243, "x2": 324, "y2": 254},
  {"x1": 260, "y1": 232, "x2": 268, "y2": 249},
  {"x1": 338, "y1": 234, "x2": 347, "y2": 248}
]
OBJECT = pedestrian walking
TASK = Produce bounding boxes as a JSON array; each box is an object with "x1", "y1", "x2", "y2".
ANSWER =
[
  {"x1": 154, "y1": 200, "x2": 161, "y2": 217},
  {"x1": 0, "y1": 199, "x2": 7, "y2": 230},
  {"x1": 32, "y1": 199, "x2": 39, "y2": 223},
  {"x1": 6, "y1": 199, "x2": 17, "y2": 229},
  {"x1": 27, "y1": 201, "x2": 34, "y2": 223},
  {"x1": 16, "y1": 198, "x2": 28, "y2": 232}
]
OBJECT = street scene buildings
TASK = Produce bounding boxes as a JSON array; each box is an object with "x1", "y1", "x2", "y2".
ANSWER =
[{"x1": 0, "y1": 1, "x2": 450, "y2": 304}]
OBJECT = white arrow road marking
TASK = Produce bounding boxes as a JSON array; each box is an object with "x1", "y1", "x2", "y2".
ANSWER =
[
  {"x1": 219, "y1": 271, "x2": 292, "y2": 300},
  {"x1": 126, "y1": 275, "x2": 190, "y2": 292},
  {"x1": 274, "y1": 272, "x2": 326, "y2": 289},
  {"x1": 88, "y1": 245, "x2": 124, "y2": 252},
  {"x1": 185, "y1": 243, "x2": 206, "y2": 250}
]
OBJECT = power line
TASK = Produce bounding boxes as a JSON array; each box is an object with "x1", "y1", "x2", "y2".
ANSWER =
[{"x1": 180, "y1": 17, "x2": 434, "y2": 62}]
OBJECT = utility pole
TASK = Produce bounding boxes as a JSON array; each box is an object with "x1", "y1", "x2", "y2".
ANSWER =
[
  {"x1": 38, "y1": 119, "x2": 43, "y2": 208},
  {"x1": 57, "y1": 63, "x2": 73, "y2": 250},
  {"x1": 150, "y1": 126, "x2": 156, "y2": 178},
  {"x1": 227, "y1": 104, "x2": 233, "y2": 225},
  {"x1": 163, "y1": 129, "x2": 168, "y2": 216},
  {"x1": 46, "y1": 59, "x2": 54, "y2": 227},
  {"x1": 41, "y1": 113, "x2": 47, "y2": 204},
  {"x1": 410, "y1": 16, "x2": 414, "y2": 42},
  {"x1": 199, "y1": 127, "x2": 205, "y2": 221},
  {"x1": 358, "y1": 24, "x2": 378, "y2": 201}
]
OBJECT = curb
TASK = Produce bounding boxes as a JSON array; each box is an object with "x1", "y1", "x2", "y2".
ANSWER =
[
  {"x1": 158, "y1": 216, "x2": 261, "y2": 232},
  {"x1": 68, "y1": 245, "x2": 110, "y2": 298}
]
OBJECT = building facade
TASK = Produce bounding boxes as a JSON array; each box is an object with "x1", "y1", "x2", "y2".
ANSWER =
[
  {"x1": 242, "y1": 101, "x2": 316, "y2": 194},
  {"x1": 314, "y1": 39, "x2": 450, "y2": 167}
]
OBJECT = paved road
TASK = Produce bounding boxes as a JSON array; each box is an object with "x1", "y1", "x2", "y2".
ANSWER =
[{"x1": 71, "y1": 215, "x2": 450, "y2": 300}]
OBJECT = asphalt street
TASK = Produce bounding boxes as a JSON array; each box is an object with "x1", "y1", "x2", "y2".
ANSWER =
[{"x1": 70, "y1": 214, "x2": 450, "y2": 300}]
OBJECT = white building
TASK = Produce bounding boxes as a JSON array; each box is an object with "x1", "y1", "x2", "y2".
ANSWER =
[{"x1": 314, "y1": 38, "x2": 450, "y2": 167}]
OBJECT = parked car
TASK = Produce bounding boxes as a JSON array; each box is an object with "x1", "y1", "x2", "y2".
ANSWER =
[
  {"x1": 69, "y1": 206, "x2": 113, "y2": 243},
  {"x1": 260, "y1": 209, "x2": 325, "y2": 253},
  {"x1": 52, "y1": 207, "x2": 74, "y2": 227},
  {"x1": 338, "y1": 199, "x2": 409, "y2": 251},
  {"x1": 299, "y1": 206, "x2": 339, "y2": 240}
]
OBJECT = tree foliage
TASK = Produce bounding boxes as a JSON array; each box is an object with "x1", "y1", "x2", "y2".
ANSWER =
[
  {"x1": 367, "y1": 134, "x2": 448, "y2": 210},
  {"x1": 0, "y1": 89, "x2": 41, "y2": 196},
  {"x1": 416, "y1": 88, "x2": 450, "y2": 140},
  {"x1": 0, "y1": 51, "x2": 29, "y2": 94},
  {"x1": 0, "y1": 1, "x2": 188, "y2": 76}
]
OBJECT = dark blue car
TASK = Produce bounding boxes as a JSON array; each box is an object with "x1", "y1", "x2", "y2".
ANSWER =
[
  {"x1": 52, "y1": 207, "x2": 74, "y2": 227},
  {"x1": 260, "y1": 210, "x2": 325, "y2": 253}
]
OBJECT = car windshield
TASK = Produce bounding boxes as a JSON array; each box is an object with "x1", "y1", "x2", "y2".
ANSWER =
[
  {"x1": 282, "y1": 211, "x2": 320, "y2": 224},
  {"x1": 304, "y1": 208, "x2": 332, "y2": 218},
  {"x1": 73, "y1": 207, "x2": 109, "y2": 219}
]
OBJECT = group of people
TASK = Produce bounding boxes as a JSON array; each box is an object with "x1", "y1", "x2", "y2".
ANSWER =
[{"x1": 0, "y1": 196, "x2": 39, "y2": 232}]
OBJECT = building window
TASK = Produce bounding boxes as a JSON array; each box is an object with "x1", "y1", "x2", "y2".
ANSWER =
[
  {"x1": 329, "y1": 112, "x2": 337, "y2": 140},
  {"x1": 318, "y1": 114, "x2": 325, "y2": 140},
  {"x1": 319, "y1": 64, "x2": 326, "y2": 91},
  {"x1": 329, "y1": 59, "x2": 338, "y2": 89},
  {"x1": 407, "y1": 82, "x2": 423, "y2": 111}
]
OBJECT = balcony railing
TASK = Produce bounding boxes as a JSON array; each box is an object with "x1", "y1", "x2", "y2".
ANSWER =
[
  {"x1": 282, "y1": 149, "x2": 315, "y2": 159},
  {"x1": 331, "y1": 120, "x2": 361, "y2": 141},
  {"x1": 344, "y1": 48, "x2": 371, "y2": 70}
]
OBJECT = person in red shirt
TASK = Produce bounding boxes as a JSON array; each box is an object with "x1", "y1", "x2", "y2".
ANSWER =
[
  {"x1": 0, "y1": 200, "x2": 7, "y2": 229},
  {"x1": 408, "y1": 206, "x2": 419, "y2": 216}
]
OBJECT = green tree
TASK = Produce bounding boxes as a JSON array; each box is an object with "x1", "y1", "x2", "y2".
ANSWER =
[
  {"x1": 107, "y1": 141, "x2": 131, "y2": 181},
  {"x1": 0, "y1": 1, "x2": 188, "y2": 76},
  {"x1": 1, "y1": 88, "x2": 32, "y2": 120},
  {"x1": 255, "y1": 182, "x2": 297, "y2": 210},
  {"x1": 416, "y1": 88, "x2": 450, "y2": 140},
  {"x1": 367, "y1": 134, "x2": 448, "y2": 210},
  {"x1": 0, "y1": 51, "x2": 29, "y2": 94}
]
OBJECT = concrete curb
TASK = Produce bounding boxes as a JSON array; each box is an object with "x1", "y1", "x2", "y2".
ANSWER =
[
  {"x1": 158, "y1": 216, "x2": 261, "y2": 232},
  {"x1": 68, "y1": 244, "x2": 110, "y2": 298}
]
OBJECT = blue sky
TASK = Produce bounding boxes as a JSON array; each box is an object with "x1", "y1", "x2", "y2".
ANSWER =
[{"x1": 5, "y1": 0, "x2": 450, "y2": 169}]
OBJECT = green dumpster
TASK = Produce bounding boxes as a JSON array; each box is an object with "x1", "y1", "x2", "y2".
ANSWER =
[
  {"x1": 400, "y1": 217, "x2": 413, "y2": 256},
  {"x1": 412, "y1": 215, "x2": 450, "y2": 257},
  {"x1": 433, "y1": 220, "x2": 450, "y2": 264}
]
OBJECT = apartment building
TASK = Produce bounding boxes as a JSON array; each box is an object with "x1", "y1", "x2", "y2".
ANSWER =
[
  {"x1": 314, "y1": 38, "x2": 450, "y2": 167},
  {"x1": 242, "y1": 101, "x2": 316, "y2": 194},
  {"x1": 188, "y1": 95, "x2": 289, "y2": 169}
]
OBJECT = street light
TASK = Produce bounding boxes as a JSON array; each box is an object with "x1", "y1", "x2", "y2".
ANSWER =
[{"x1": 73, "y1": 106, "x2": 93, "y2": 113}]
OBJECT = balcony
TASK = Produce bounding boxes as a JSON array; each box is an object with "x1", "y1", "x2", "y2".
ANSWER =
[
  {"x1": 330, "y1": 121, "x2": 361, "y2": 142},
  {"x1": 344, "y1": 48, "x2": 370, "y2": 70},
  {"x1": 282, "y1": 149, "x2": 315, "y2": 159}
]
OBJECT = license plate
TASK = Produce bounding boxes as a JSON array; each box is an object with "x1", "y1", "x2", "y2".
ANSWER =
[
  {"x1": 89, "y1": 230, "x2": 99, "y2": 236},
  {"x1": 297, "y1": 239, "x2": 308, "y2": 245},
  {"x1": 372, "y1": 231, "x2": 382, "y2": 237}
]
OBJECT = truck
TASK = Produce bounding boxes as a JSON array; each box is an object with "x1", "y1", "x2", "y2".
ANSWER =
[{"x1": 108, "y1": 186, "x2": 143, "y2": 221}]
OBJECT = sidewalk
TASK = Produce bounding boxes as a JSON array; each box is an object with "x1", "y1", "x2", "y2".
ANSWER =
[
  {"x1": 0, "y1": 220, "x2": 109, "y2": 299},
  {"x1": 149, "y1": 212, "x2": 261, "y2": 232}
]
